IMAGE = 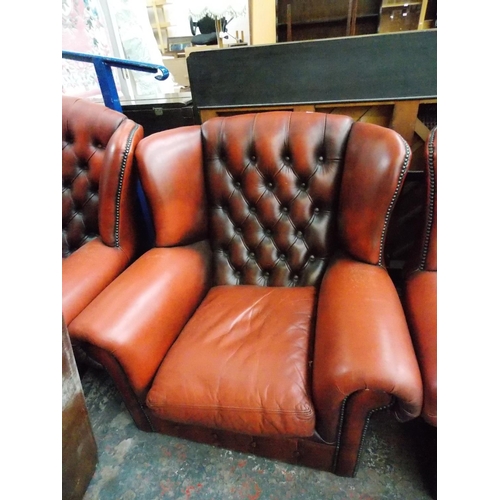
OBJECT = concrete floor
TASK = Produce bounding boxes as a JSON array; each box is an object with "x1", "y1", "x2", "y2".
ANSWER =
[{"x1": 81, "y1": 365, "x2": 436, "y2": 500}]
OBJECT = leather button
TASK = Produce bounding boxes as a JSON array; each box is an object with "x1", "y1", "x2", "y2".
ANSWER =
[
  {"x1": 293, "y1": 275, "x2": 299, "y2": 281},
  {"x1": 263, "y1": 271, "x2": 270, "y2": 278},
  {"x1": 282, "y1": 207, "x2": 289, "y2": 213},
  {"x1": 309, "y1": 255, "x2": 316, "y2": 262},
  {"x1": 284, "y1": 155, "x2": 290, "y2": 162},
  {"x1": 249, "y1": 206, "x2": 256, "y2": 213},
  {"x1": 279, "y1": 254, "x2": 286, "y2": 261},
  {"x1": 296, "y1": 231, "x2": 303, "y2": 238},
  {"x1": 234, "y1": 181, "x2": 241, "y2": 188},
  {"x1": 265, "y1": 229, "x2": 272, "y2": 236},
  {"x1": 251, "y1": 155, "x2": 256, "y2": 161},
  {"x1": 267, "y1": 182, "x2": 274, "y2": 189},
  {"x1": 235, "y1": 227, "x2": 242, "y2": 233},
  {"x1": 300, "y1": 182, "x2": 307, "y2": 189},
  {"x1": 314, "y1": 207, "x2": 320, "y2": 214},
  {"x1": 318, "y1": 156, "x2": 324, "y2": 162},
  {"x1": 235, "y1": 271, "x2": 241, "y2": 277},
  {"x1": 249, "y1": 252, "x2": 255, "y2": 259}
]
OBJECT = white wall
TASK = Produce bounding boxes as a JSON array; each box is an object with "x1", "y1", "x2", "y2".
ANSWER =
[{"x1": 249, "y1": 0, "x2": 276, "y2": 45}]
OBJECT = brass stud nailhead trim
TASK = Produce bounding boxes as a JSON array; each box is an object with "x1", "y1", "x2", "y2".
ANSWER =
[
  {"x1": 378, "y1": 139, "x2": 411, "y2": 266},
  {"x1": 114, "y1": 123, "x2": 140, "y2": 247},
  {"x1": 419, "y1": 127, "x2": 437, "y2": 271}
]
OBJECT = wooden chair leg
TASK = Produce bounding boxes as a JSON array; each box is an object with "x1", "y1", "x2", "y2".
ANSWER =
[
  {"x1": 334, "y1": 389, "x2": 394, "y2": 477},
  {"x1": 85, "y1": 343, "x2": 154, "y2": 432}
]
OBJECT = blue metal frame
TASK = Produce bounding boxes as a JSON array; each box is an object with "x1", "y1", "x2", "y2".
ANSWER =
[
  {"x1": 62, "y1": 50, "x2": 169, "y2": 111},
  {"x1": 62, "y1": 50, "x2": 170, "y2": 245}
]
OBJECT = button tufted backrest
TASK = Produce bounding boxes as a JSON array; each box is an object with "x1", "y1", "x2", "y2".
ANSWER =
[
  {"x1": 202, "y1": 112, "x2": 354, "y2": 287},
  {"x1": 62, "y1": 96, "x2": 144, "y2": 258},
  {"x1": 202, "y1": 112, "x2": 411, "y2": 287}
]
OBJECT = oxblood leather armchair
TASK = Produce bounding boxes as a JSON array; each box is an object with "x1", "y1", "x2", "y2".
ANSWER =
[
  {"x1": 402, "y1": 127, "x2": 437, "y2": 427},
  {"x1": 69, "y1": 111, "x2": 423, "y2": 477},
  {"x1": 62, "y1": 96, "x2": 144, "y2": 326}
]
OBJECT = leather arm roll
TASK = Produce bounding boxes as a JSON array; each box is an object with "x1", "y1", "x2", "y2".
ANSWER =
[
  {"x1": 403, "y1": 270, "x2": 437, "y2": 426},
  {"x1": 62, "y1": 239, "x2": 132, "y2": 325},
  {"x1": 68, "y1": 241, "x2": 212, "y2": 400},
  {"x1": 312, "y1": 257, "x2": 423, "y2": 442}
]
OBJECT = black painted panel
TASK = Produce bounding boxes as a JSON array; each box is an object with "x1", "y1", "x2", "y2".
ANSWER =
[{"x1": 187, "y1": 30, "x2": 437, "y2": 108}]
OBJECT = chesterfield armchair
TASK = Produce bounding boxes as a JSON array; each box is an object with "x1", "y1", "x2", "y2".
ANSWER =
[
  {"x1": 62, "y1": 95, "x2": 144, "y2": 326},
  {"x1": 402, "y1": 126, "x2": 437, "y2": 427},
  {"x1": 69, "y1": 111, "x2": 423, "y2": 477}
]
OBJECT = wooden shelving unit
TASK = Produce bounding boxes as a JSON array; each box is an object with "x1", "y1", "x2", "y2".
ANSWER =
[
  {"x1": 378, "y1": 0, "x2": 436, "y2": 33},
  {"x1": 276, "y1": 0, "x2": 437, "y2": 41},
  {"x1": 146, "y1": 0, "x2": 169, "y2": 54},
  {"x1": 276, "y1": 0, "x2": 382, "y2": 41}
]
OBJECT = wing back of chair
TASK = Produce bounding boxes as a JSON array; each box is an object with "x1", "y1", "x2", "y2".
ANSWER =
[
  {"x1": 62, "y1": 95, "x2": 143, "y2": 259},
  {"x1": 418, "y1": 127, "x2": 437, "y2": 273},
  {"x1": 138, "y1": 111, "x2": 411, "y2": 285},
  {"x1": 402, "y1": 126, "x2": 437, "y2": 426}
]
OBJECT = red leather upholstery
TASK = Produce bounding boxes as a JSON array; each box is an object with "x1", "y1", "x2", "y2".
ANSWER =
[
  {"x1": 62, "y1": 96, "x2": 144, "y2": 325},
  {"x1": 69, "y1": 111, "x2": 422, "y2": 476},
  {"x1": 402, "y1": 126, "x2": 437, "y2": 427}
]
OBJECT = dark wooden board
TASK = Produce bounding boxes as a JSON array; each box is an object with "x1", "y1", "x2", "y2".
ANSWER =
[{"x1": 187, "y1": 30, "x2": 437, "y2": 109}]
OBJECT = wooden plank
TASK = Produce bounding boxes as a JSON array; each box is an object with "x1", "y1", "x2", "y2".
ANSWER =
[
  {"x1": 347, "y1": 0, "x2": 359, "y2": 35},
  {"x1": 286, "y1": 3, "x2": 292, "y2": 41},
  {"x1": 199, "y1": 100, "x2": 436, "y2": 127},
  {"x1": 418, "y1": 0, "x2": 429, "y2": 29},
  {"x1": 414, "y1": 117, "x2": 431, "y2": 141},
  {"x1": 62, "y1": 318, "x2": 97, "y2": 500},
  {"x1": 390, "y1": 100, "x2": 420, "y2": 144},
  {"x1": 200, "y1": 109, "x2": 219, "y2": 122},
  {"x1": 187, "y1": 30, "x2": 437, "y2": 109}
]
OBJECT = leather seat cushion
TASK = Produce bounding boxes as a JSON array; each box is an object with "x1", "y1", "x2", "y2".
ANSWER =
[{"x1": 146, "y1": 285, "x2": 317, "y2": 437}]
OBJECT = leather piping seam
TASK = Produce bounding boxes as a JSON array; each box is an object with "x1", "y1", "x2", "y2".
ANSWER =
[
  {"x1": 332, "y1": 396, "x2": 348, "y2": 465},
  {"x1": 378, "y1": 138, "x2": 411, "y2": 266},
  {"x1": 352, "y1": 399, "x2": 395, "y2": 477},
  {"x1": 418, "y1": 126, "x2": 436, "y2": 271},
  {"x1": 114, "y1": 123, "x2": 139, "y2": 247}
]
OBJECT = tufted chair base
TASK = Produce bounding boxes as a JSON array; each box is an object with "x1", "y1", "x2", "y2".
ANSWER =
[{"x1": 150, "y1": 416, "x2": 337, "y2": 473}]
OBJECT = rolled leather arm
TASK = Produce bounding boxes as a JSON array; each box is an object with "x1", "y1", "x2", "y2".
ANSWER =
[
  {"x1": 403, "y1": 270, "x2": 437, "y2": 426},
  {"x1": 68, "y1": 241, "x2": 212, "y2": 400},
  {"x1": 62, "y1": 239, "x2": 132, "y2": 325},
  {"x1": 312, "y1": 257, "x2": 423, "y2": 443}
]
